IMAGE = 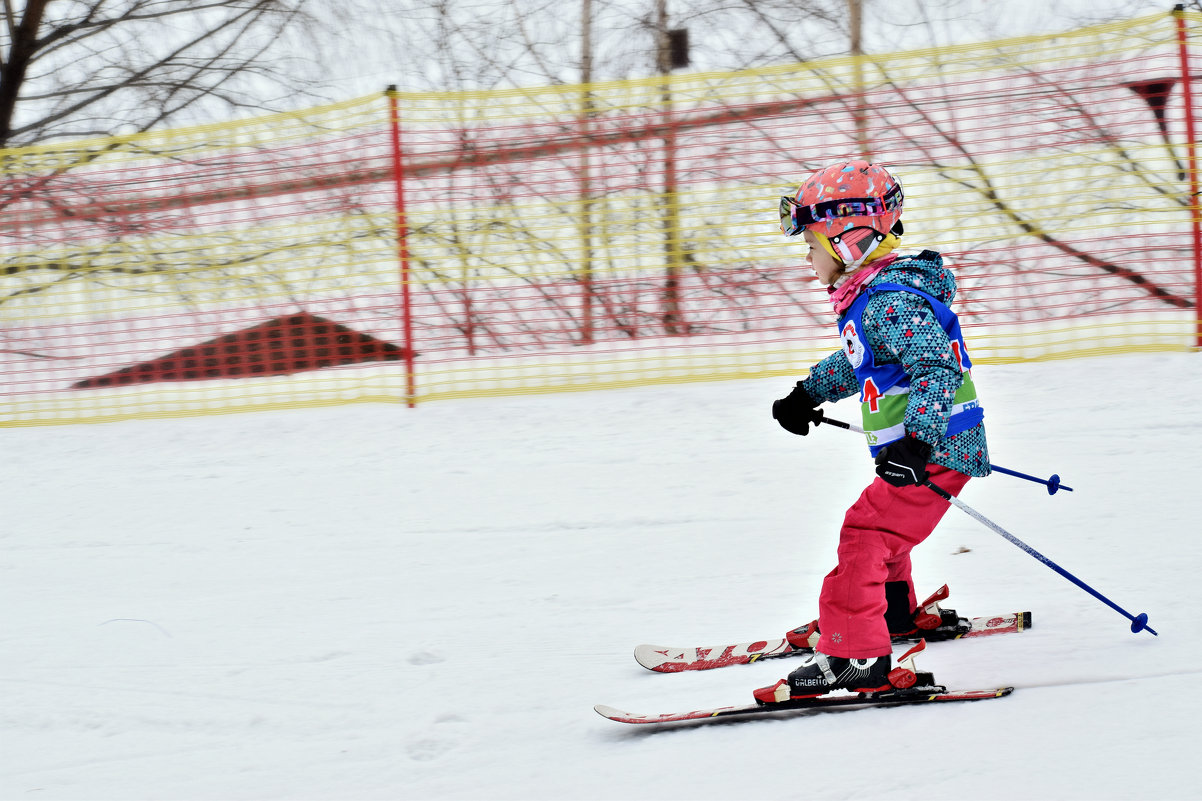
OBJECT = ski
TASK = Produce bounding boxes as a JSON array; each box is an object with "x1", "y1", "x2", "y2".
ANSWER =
[
  {"x1": 634, "y1": 611, "x2": 1031, "y2": 673},
  {"x1": 595, "y1": 686, "x2": 1013, "y2": 725}
]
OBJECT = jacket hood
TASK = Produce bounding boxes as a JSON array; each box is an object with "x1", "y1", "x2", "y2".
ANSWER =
[{"x1": 867, "y1": 249, "x2": 956, "y2": 306}]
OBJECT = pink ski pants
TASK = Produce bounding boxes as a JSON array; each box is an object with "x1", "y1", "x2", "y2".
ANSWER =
[{"x1": 816, "y1": 464, "x2": 971, "y2": 658}]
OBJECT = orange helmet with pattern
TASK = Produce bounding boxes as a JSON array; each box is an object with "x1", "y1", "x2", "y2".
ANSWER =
[{"x1": 779, "y1": 160, "x2": 904, "y2": 270}]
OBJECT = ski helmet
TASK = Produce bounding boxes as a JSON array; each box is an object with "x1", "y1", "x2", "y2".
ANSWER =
[{"x1": 779, "y1": 160, "x2": 904, "y2": 270}]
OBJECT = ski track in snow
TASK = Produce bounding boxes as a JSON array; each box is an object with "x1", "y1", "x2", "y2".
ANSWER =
[{"x1": 1, "y1": 351, "x2": 1199, "y2": 800}]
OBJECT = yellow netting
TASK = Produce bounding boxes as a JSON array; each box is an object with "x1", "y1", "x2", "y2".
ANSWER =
[{"x1": 0, "y1": 12, "x2": 1198, "y2": 425}]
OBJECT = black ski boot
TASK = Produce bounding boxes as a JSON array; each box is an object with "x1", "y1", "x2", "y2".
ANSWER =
[
  {"x1": 885, "y1": 581, "x2": 919, "y2": 635},
  {"x1": 784, "y1": 651, "x2": 893, "y2": 697},
  {"x1": 887, "y1": 583, "x2": 972, "y2": 641},
  {"x1": 754, "y1": 640, "x2": 940, "y2": 705}
]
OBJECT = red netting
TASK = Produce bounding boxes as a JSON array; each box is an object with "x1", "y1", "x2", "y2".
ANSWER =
[{"x1": 0, "y1": 13, "x2": 1198, "y2": 424}]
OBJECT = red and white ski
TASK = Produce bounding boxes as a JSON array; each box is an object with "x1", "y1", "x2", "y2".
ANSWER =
[
  {"x1": 634, "y1": 611, "x2": 1031, "y2": 673},
  {"x1": 595, "y1": 686, "x2": 1013, "y2": 725}
]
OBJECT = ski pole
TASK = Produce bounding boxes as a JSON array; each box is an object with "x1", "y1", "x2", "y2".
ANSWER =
[
  {"x1": 924, "y1": 479, "x2": 1157, "y2": 636},
  {"x1": 815, "y1": 412, "x2": 1073, "y2": 494},
  {"x1": 987, "y1": 464, "x2": 1072, "y2": 495}
]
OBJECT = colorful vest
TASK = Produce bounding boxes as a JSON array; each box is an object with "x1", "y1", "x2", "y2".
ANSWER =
[{"x1": 837, "y1": 282, "x2": 984, "y2": 456}]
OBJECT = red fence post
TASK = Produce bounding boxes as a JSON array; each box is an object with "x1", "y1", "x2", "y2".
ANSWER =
[
  {"x1": 1175, "y1": 6, "x2": 1202, "y2": 348},
  {"x1": 388, "y1": 85, "x2": 418, "y2": 406}
]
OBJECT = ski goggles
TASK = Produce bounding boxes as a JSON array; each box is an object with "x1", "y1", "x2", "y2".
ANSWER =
[{"x1": 778, "y1": 182, "x2": 904, "y2": 237}]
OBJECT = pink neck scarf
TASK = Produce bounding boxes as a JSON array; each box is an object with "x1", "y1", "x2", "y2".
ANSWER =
[{"x1": 827, "y1": 255, "x2": 897, "y2": 315}]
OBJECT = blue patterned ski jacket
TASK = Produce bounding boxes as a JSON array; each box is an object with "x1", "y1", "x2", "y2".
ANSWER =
[{"x1": 800, "y1": 250, "x2": 991, "y2": 478}]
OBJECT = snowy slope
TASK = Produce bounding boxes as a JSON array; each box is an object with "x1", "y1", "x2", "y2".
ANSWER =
[{"x1": 1, "y1": 352, "x2": 1199, "y2": 800}]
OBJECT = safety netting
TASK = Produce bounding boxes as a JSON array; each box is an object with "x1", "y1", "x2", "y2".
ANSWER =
[{"x1": 0, "y1": 11, "x2": 1198, "y2": 424}]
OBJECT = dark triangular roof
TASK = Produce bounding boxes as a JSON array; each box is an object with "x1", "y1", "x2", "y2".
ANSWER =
[{"x1": 73, "y1": 312, "x2": 408, "y2": 389}]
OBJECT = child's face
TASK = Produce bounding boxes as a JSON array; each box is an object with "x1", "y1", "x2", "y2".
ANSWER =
[{"x1": 803, "y1": 229, "x2": 842, "y2": 286}]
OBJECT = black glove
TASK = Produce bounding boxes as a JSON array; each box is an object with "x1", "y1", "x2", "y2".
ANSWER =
[
  {"x1": 772, "y1": 383, "x2": 823, "y2": 436},
  {"x1": 874, "y1": 437, "x2": 932, "y2": 487}
]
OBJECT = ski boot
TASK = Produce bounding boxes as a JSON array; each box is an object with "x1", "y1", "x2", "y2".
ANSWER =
[
  {"x1": 753, "y1": 640, "x2": 941, "y2": 704},
  {"x1": 784, "y1": 584, "x2": 971, "y2": 651},
  {"x1": 891, "y1": 584, "x2": 973, "y2": 642}
]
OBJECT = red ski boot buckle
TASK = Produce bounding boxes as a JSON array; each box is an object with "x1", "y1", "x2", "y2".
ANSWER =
[
  {"x1": 915, "y1": 585, "x2": 951, "y2": 630},
  {"x1": 753, "y1": 679, "x2": 792, "y2": 705},
  {"x1": 785, "y1": 620, "x2": 821, "y2": 650},
  {"x1": 887, "y1": 639, "x2": 927, "y2": 689}
]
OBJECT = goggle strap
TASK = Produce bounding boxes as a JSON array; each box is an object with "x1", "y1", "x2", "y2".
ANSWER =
[{"x1": 781, "y1": 182, "x2": 903, "y2": 232}]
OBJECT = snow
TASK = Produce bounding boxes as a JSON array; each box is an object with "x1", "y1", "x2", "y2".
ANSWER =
[{"x1": 2, "y1": 351, "x2": 1200, "y2": 800}]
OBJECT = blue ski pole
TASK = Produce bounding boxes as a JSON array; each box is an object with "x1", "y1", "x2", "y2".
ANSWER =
[
  {"x1": 987, "y1": 463, "x2": 1072, "y2": 495},
  {"x1": 923, "y1": 479, "x2": 1157, "y2": 636},
  {"x1": 815, "y1": 413, "x2": 1073, "y2": 494}
]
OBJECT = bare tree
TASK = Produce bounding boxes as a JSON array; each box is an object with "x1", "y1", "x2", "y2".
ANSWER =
[
  {"x1": 0, "y1": 0, "x2": 326, "y2": 148},
  {"x1": 1, "y1": 0, "x2": 1182, "y2": 347},
  {"x1": 0, "y1": 1, "x2": 1170, "y2": 146}
]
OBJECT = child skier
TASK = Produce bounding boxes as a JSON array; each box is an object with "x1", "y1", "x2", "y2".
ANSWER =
[{"x1": 759, "y1": 160, "x2": 989, "y2": 701}]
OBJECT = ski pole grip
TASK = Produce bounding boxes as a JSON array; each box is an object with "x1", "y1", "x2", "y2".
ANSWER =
[
  {"x1": 815, "y1": 412, "x2": 852, "y2": 431},
  {"x1": 924, "y1": 479, "x2": 953, "y2": 500}
]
